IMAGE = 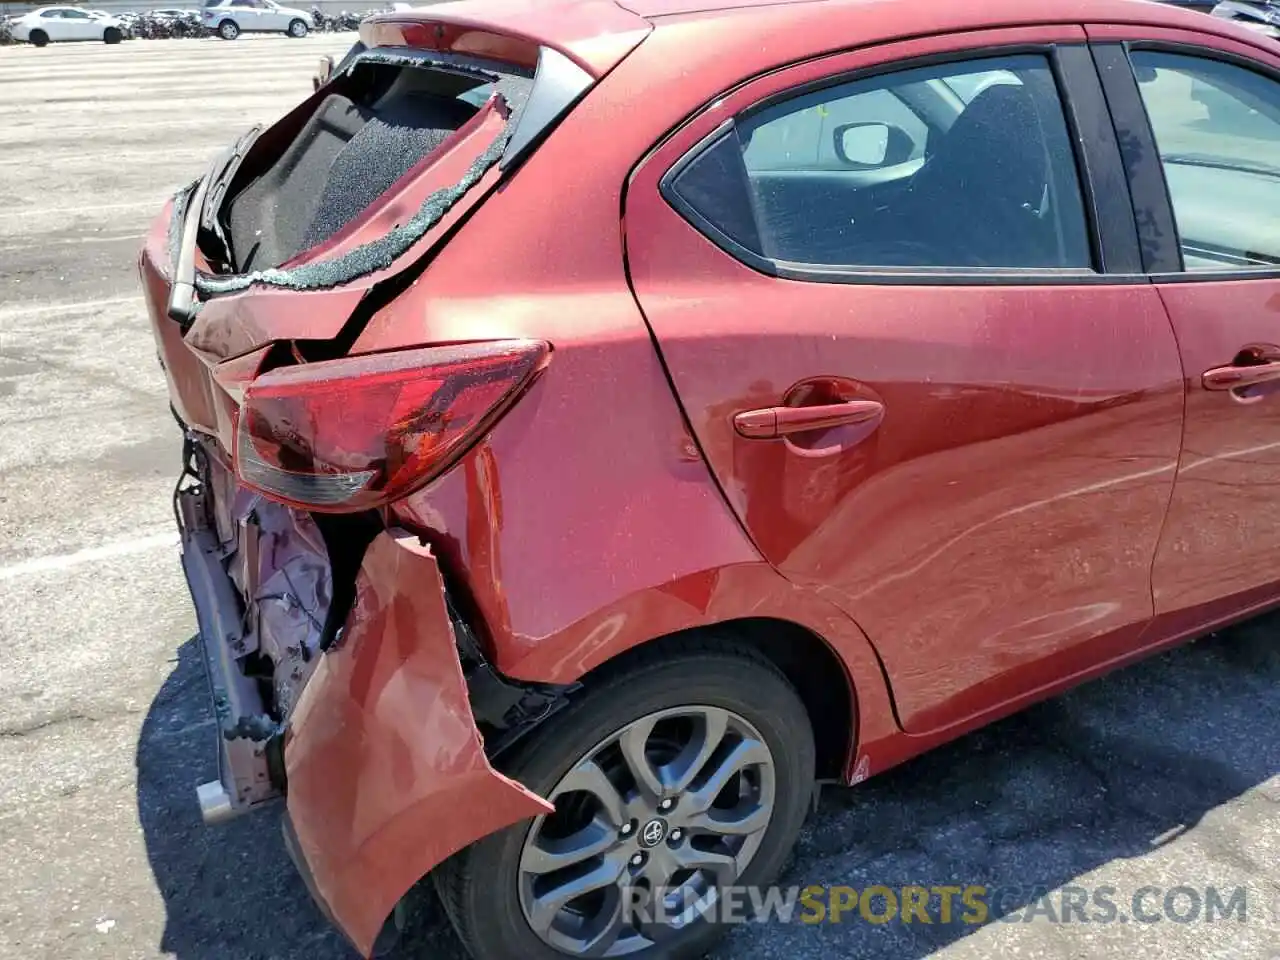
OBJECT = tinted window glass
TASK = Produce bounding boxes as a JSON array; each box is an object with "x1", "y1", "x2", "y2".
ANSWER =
[
  {"x1": 669, "y1": 132, "x2": 763, "y2": 253},
  {"x1": 743, "y1": 88, "x2": 929, "y2": 171},
  {"x1": 1131, "y1": 51, "x2": 1280, "y2": 271},
  {"x1": 669, "y1": 54, "x2": 1093, "y2": 271},
  {"x1": 945, "y1": 69, "x2": 1022, "y2": 104}
]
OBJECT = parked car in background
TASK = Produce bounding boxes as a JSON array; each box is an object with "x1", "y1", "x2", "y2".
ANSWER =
[
  {"x1": 203, "y1": 0, "x2": 310, "y2": 38},
  {"x1": 9, "y1": 5, "x2": 125, "y2": 44},
  {"x1": 1213, "y1": 0, "x2": 1280, "y2": 37},
  {"x1": 142, "y1": 0, "x2": 1280, "y2": 958}
]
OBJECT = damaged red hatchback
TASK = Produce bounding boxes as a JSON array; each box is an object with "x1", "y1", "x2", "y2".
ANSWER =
[{"x1": 139, "y1": 0, "x2": 1280, "y2": 956}]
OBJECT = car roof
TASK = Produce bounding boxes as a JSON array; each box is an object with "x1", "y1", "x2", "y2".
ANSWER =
[
  {"x1": 373, "y1": 0, "x2": 1272, "y2": 78},
  {"x1": 619, "y1": 0, "x2": 1222, "y2": 27},
  {"x1": 619, "y1": 0, "x2": 815, "y2": 16}
]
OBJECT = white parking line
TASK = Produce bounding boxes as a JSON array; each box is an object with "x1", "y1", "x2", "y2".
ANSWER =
[
  {"x1": 0, "y1": 295, "x2": 140, "y2": 320},
  {"x1": 0, "y1": 200, "x2": 158, "y2": 223},
  {"x1": 0, "y1": 233, "x2": 143, "y2": 253},
  {"x1": 0, "y1": 148, "x2": 209, "y2": 169},
  {"x1": 0, "y1": 532, "x2": 179, "y2": 582}
]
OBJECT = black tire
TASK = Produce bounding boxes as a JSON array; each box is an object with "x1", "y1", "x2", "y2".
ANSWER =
[
  {"x1": 217, "y1": 18, "x2": 239, "y2": 39},
  {"x1": 287, "y1": 17, "x2": 308, "y2": 37},
  {"x1": 434, "y1": 635, "x2": 816, "y2": 960},
  {"x1": 29, "y1": 29, "x2": 49, "y2": 47},
  {"x1": 103, "y1": 26, "x2": 122, "y2": 43}
]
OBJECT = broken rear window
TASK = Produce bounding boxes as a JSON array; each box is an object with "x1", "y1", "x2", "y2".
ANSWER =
[{"x1": 210, "y1": 50, "x2": 533, "y2": 278}]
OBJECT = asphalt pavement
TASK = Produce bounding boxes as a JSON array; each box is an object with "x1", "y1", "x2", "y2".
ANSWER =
[{"x1": 0, "y1": 34, "x2": 1277, "y2": 960}]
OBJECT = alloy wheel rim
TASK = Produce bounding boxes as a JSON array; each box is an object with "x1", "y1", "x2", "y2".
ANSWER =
[{"x1": 517, "y1": 705, "x2": 776, "y2": 956}]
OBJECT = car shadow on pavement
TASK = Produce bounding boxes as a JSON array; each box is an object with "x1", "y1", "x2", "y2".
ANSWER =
[
  {"x1": 138, "y1": 620, "x2": 1279, "y2": 960},
  {"x1": 135, "y1": 638, "x2": 467, "y2": 960}
]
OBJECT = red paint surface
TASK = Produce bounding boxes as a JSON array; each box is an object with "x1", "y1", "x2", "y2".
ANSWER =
[
  {"x1": 1152, "y1": 278, "x2": 1280, "y2": 620},
  {"x1": 137, "y1": 0, "x2": 1280, "y2": 952},
  {"x1": 622, "y1": 25, "x2": 1188, "y2": 734}
]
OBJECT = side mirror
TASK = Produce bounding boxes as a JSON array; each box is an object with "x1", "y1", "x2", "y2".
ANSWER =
[
  {"x1": 314, "y1": 54, "x2": 334, "y2": 92},
  {"x1": 833, "y1": 122, "x2": 914, "y2": 168}
]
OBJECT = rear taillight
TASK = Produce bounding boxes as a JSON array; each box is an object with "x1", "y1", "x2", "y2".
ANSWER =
[{"x1": 233, "y1": 340, "x2": 550, "y2": 512}]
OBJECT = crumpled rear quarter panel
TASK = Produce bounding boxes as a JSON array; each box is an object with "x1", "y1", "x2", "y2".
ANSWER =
[{"x1": 283, "y1": 529, "x2": 552, "y2": 956}]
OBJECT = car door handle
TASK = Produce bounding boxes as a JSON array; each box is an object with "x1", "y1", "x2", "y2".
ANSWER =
[
  {"x1": 734, "y1": 400, "x2": 885, "y2": 439},
  {"x1": 1202, "y1": 361, "x2": 1280, "y2": 392}
]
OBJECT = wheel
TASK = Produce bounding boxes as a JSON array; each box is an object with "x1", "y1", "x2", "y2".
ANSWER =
[
  {"x1": 434, "y1": 638, "x2": 816, "y2": 960},
  {"x1": 287, "y1": 17, "x2": 308, "y2": 37},
  {"x1": 217, "y1": 18, "x2": 239, "y2": 39},
  {"x1": 29, "y1": 29, "x2": 49, "y2": 47},
  {"x1": 103, "y1": 26, "x2": 122, "y2": 43}
]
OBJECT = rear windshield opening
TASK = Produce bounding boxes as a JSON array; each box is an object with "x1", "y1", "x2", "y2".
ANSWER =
[{"x1": 220, "y1": 55, "x2": 532, "y2": 275}]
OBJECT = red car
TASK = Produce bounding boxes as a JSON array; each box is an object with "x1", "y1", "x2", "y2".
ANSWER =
[{"x1": 138, "y1": 0, "x2": 1280, "y2": 956}]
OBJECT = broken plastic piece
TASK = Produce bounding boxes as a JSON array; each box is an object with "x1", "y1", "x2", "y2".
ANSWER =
[
  {"x1": 195, "y1": 128, "x2": 511, "y2": 296},
  {"x1": 284, "y1": 530, "x2": 554, "y2": 955},
  {"x1": 223, "y1": 714, "x2": 283, "y2": 742}
]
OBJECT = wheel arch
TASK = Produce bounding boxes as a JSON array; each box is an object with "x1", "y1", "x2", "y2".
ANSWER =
[
  {"x1": 470, "y1": 551, "x2": 903, "y2": 789},
  {"x1": 575, "y1": 617, "x2": 857, "y2": 783}
]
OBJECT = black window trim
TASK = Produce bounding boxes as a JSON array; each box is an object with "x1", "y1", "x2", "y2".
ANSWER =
[
  {"x1": 658, "y1": 42, "x2": 1150, "y2": 287},
  {"x1": 1094, "y1": 39, "x2": 1280, "y2": 284}
]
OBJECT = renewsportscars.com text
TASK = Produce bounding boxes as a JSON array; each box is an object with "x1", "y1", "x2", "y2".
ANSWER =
[{"x1": 620, "y1": 883, "x2": 1264, "y2": 927}]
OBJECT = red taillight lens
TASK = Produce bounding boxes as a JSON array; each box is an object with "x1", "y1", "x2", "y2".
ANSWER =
[{"x1": 234, "y1": 339, "x2": 550, "y2": 512}]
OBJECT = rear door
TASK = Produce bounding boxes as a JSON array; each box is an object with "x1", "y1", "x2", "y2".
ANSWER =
[
  {"x1": 59, "y1": 8, "x2": 98, "y2": 39},
  {"x1": 38, "y1": 9, "x2": 71, "y2": 40},
  {"x1": 259, "y1": 0, "x2": 288, "y2": 31},
  {"x1": 229, "y1": 0, "x2": 261, "y2": 30},
  {"x1": 1089, "y1": 27, "x2": 1280, "y2": 631},
  {"x1": 625, "y1": 28, "x2": 1187, "y2": 734}
]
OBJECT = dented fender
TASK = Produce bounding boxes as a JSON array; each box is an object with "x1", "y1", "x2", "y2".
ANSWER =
[{"x1": 283, "y1": 528, "x2": 552, "y2": 956}]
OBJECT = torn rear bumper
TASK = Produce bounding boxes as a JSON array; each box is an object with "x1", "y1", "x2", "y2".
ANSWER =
[
  {"x1": 179, "y1": 492, "x2": 281, "y2": 821},
  {"x1": 282, "y1": 528, "x2": 553, "y2": 956}
]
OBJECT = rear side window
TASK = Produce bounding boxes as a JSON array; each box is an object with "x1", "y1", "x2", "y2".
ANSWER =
[
  {"x1": 667, "y1": 54, "x2": 1093, "y2": 272},
  {"x1": 1131, "y1": 51, "x2": 1280, "y2": 272},
  {"x1": 742, "y1": 88, "x2": 929, "y2": 171}
]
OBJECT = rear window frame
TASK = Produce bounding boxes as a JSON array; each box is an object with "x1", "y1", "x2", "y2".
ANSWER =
[{"x1": 658, "y1": 42, "x2": 1142, "y2": 286}]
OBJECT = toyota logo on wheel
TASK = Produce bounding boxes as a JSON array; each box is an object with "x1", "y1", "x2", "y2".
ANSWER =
[{"x1": 639, "y1": 818, "x2": 668, "y2": 848}]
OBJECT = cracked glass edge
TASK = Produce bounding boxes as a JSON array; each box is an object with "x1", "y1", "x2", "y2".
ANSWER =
[{"x1": 194, "y1": 126, "x2": 511, "y2": 296}]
